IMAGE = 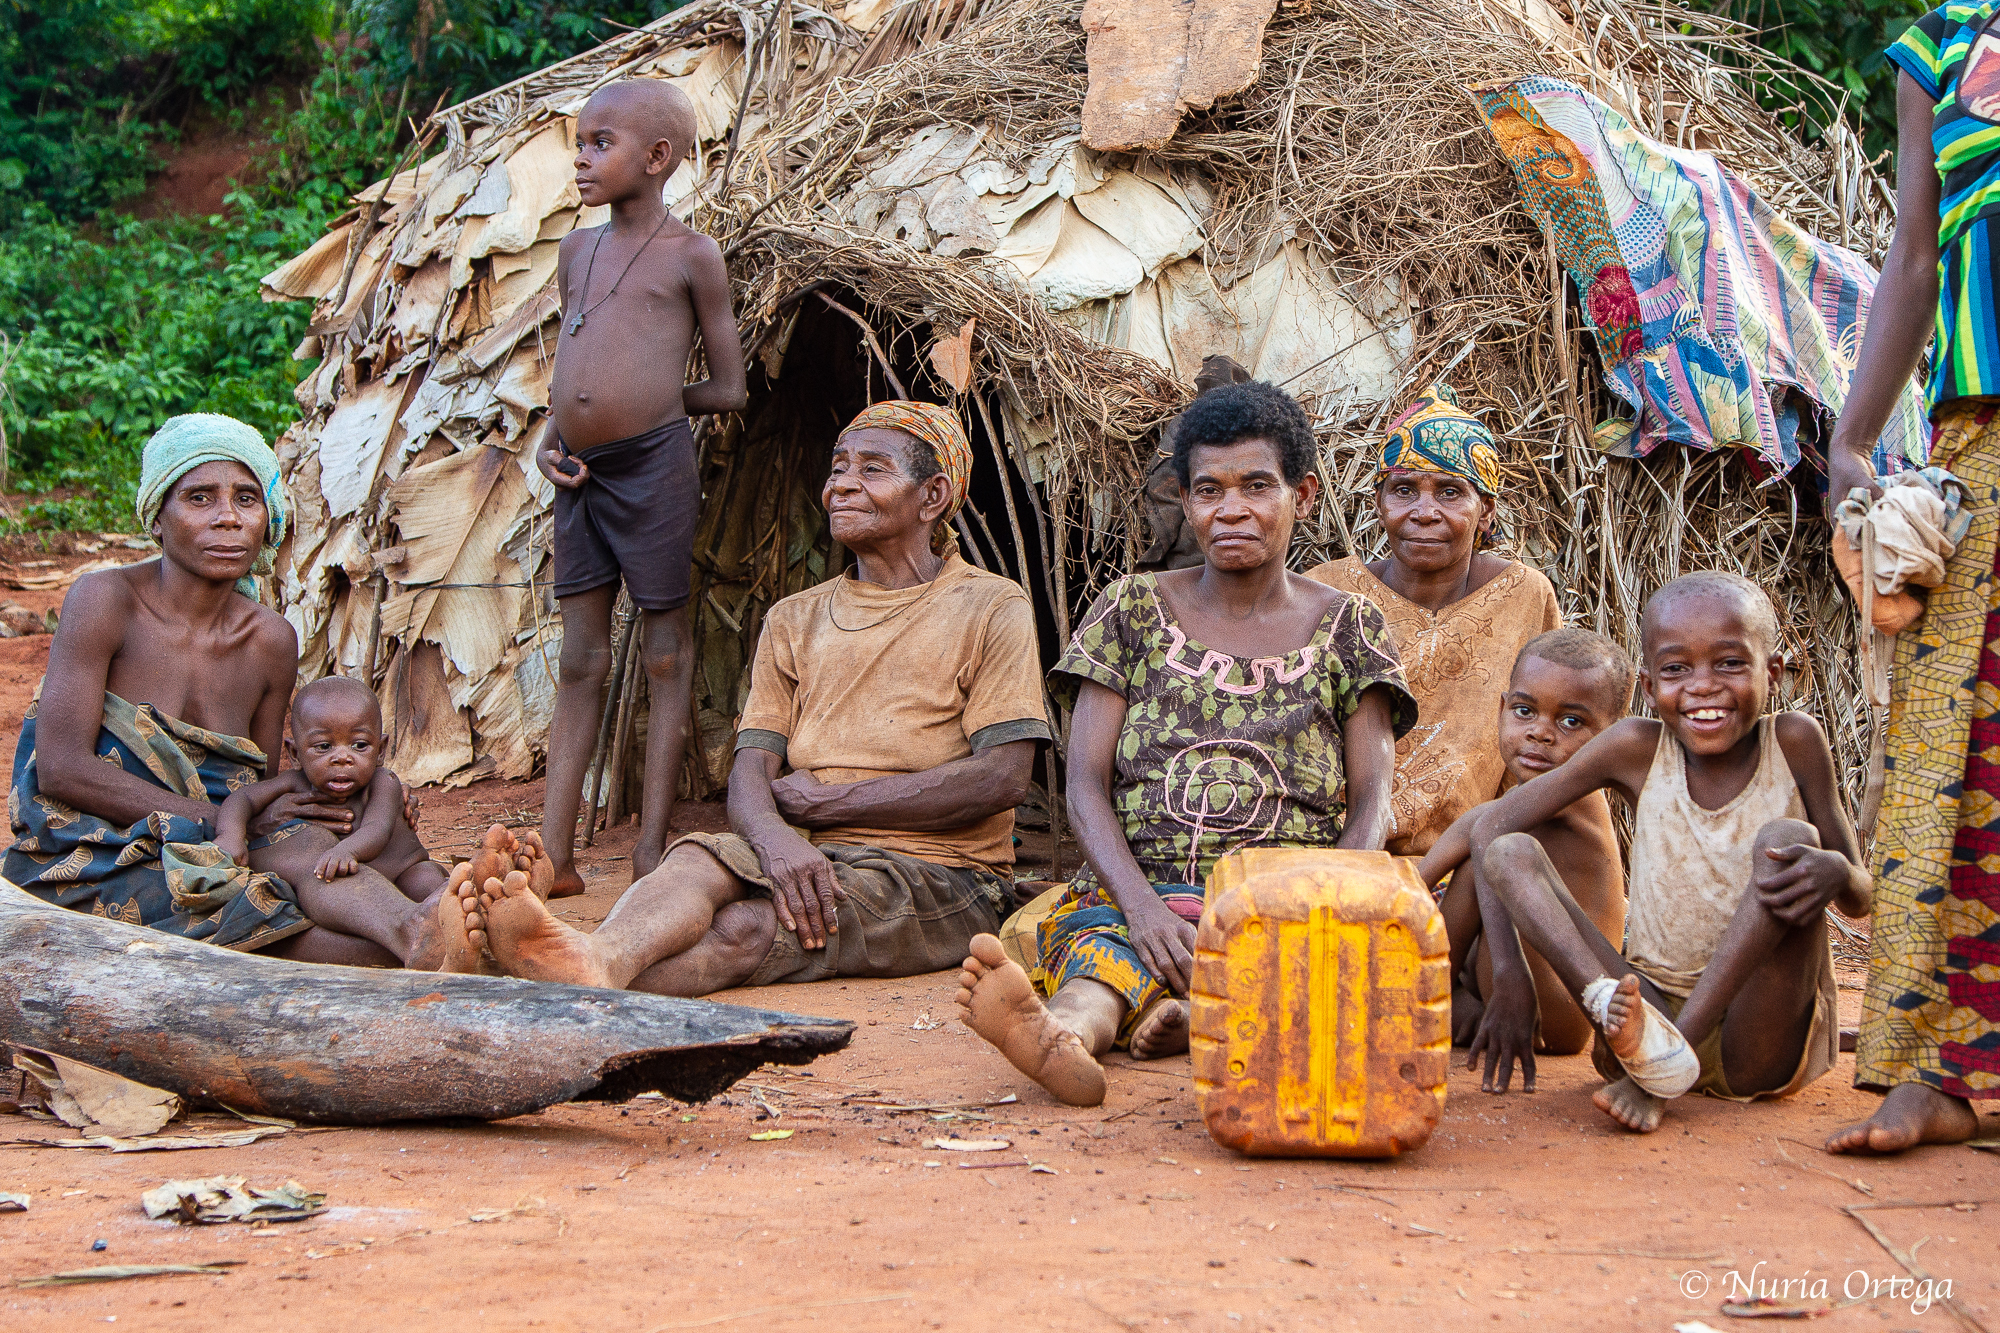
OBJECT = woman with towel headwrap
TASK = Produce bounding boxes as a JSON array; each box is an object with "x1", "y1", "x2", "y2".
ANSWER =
[
  {"x1": 4, "y1": 414, "x2": 460, "y2": 969},
  {"x1": 458, "y1": 400, "x2": 1055, "y2": 1000},
  {"x1": 1306, "y1": 383, "x2": 1564, "y2": 858}
]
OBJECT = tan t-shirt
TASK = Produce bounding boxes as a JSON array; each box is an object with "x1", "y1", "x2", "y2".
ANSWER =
[
  {"x1": 736, "y1": 553, "x2": 1052, "y2": 871},
  {"x1": 1304, "y1": 556, "x2": 1560, "y2": 856}
]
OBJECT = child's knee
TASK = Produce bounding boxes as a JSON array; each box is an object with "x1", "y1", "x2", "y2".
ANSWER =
[
  {"x1": 558, "y1": 638, "x2": 614, "y2": 684},
  {"x1": 1480, "y1": 831, "x2": 1542, "y2": 883},
  {"x1": 1753, "y1": 816, "x2": 1818, "y2": 857}
]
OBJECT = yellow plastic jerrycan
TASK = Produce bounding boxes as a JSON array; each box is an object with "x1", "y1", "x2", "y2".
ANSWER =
[{"x1": 1191, "y1": 848, "x2": 1450, "y2": 1158}]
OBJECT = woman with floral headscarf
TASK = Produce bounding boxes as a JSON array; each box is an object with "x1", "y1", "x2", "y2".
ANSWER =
[{"x1": 1306, "y1": 383, "x2": 1564, "y2": 858}]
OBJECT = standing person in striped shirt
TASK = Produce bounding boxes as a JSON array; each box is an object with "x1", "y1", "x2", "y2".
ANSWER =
[{"x1": 1823, "y1": 5, "x2": 2000, "y2": 1155}]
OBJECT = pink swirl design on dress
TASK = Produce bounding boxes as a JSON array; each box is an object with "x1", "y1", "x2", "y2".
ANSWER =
[
  {"x1": 1161, "y1": 740, "x2": 1289, "y2": 883},
  {"x1": 1158, "y1": 625, "x2": 1320, "y2": 696}
]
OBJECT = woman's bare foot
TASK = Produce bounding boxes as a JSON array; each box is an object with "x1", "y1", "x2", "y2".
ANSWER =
[
  {"x1": 433, "y1": 864, "x2": 487, "y2": 974},
  {"x1": 954, "y1": 934, "x2": 1107, "y2": 1107},
  {"x1": 1128, "y1": 998, "x2": 1189, "y2": 1059},
  {"x1": 1592, "y1": 1075, "x2": 1665, "y2": 1132},
  {"x1": 1825, "y1": 1081, "x2": 1979, "y2": 1155},
  {"x1": 481, "y1": 869, "x2": 614, "y2": 988}
]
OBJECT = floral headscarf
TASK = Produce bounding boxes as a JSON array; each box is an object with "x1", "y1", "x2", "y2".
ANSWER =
[
  {"x1": 1378, "y1": 382, "x2": 1502, "y2": 496},
  {"x1": 840, "y1": 401, "x2": 973, "y2": 553}
]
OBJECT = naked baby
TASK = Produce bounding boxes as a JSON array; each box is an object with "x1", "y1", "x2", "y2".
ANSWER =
[{"x1": 216, "y1": 676, "x2": 445, "y2": 899}]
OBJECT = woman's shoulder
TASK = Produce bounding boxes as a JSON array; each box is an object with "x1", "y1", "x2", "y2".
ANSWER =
[{"x1": 1301, "y1": 554, "x2": 1369, "y2": 591}]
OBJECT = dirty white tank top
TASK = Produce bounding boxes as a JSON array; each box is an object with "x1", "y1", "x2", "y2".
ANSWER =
[{"x1": 1624, "y1": 719, "x2": 1807, "y2": 997}]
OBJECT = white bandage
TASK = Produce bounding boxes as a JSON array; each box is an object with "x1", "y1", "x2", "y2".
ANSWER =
[{"x1": 1582, "y1": 977, "x2": 1700, "y2": 1099}]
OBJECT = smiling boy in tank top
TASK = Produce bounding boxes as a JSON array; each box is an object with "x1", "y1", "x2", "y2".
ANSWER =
[{"x1": 1463, "y1": 572, "x2": 1872, "y2": 1132}]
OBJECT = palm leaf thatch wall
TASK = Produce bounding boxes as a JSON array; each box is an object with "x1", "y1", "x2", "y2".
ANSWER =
[{"x1": 264, "y1": 0, "x2": 1894, "y2": 821}]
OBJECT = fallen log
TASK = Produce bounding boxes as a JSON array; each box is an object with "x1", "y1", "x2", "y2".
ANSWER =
[{"x1": 0, "y1": 881, "x2": 852, "y2": 1124}]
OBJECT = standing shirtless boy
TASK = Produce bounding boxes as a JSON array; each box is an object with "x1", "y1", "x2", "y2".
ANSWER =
[
  {"x1": 1419, "y1": 628, "x2": 1631, "y2": 1092},
  {"x1": 538, "y1": 79, "x2": 748, "y2": 897},
  {"x1": 1467, "y1": 573, "x2": 1870, "y2": 1132}
]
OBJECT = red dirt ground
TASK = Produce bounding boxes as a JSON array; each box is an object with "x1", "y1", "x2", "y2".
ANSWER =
[{"x1": 0, "y1": 566, "x2": 1994, "y2": 1330}]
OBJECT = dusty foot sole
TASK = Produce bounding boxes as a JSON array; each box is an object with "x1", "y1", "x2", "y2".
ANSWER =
[
  {"x1": 1128, "y1": 998, "x2": 1190, "y2": 1060},
  {"x1": 954, "y1": 934, "x2": 1107, "y2": 1107},
  {"x1": 1825, "y1": 1081, "x2": 1980, "y2": 1155},
  {"x1": 1600, "y1": 974, "x2": 1645, "y2": 1064},
  {"x1": 513, "y1": 830, "x2": 557, "y2": 901},
  {"x1": 1591, "y1": 1075, "x2": 1665, "y2": 1133},
  {"x1": 481, "y1": 868, "x2": 613, "y2": 988},
  {"x1": 434, "y1": 863, "x2": 486, "y2": 974}
]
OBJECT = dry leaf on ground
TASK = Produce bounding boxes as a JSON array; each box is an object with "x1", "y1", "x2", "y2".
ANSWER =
[
  {"x1": 11, "y1": 1048, "x2": 181, "y2": 1138},
  {"x1": 748, "y1": 1129, "x2": 794, "y2": 1141},
  {"x1": 923, "y1": 1138, "x2": 1010, "y2": 1152},
  {"x1": 141, "y1": 1177, "x2": 326, "y2": 1225},
  {"x1": 17, "y1": 1262, "x2": 242, "y2": 1287},
  {"x1": 13, "y1": 1126, "x2": 288, "y2": 1153}
]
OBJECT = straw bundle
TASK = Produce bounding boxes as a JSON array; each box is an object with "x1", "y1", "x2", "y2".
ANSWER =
[{"x1": 265, "y1": 0, "x2": 1895, "y2": 816}]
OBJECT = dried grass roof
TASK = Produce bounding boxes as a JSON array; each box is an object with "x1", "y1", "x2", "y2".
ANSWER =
[{"x1": 265, "y1": 0, "x2": 1891, "y2": 802}]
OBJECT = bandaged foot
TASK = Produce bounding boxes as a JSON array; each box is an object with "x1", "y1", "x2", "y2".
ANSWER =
[
  {"x1": 955, "y1": 934, "x2": 1107, "y2": 1107},
  {"x1": 1582, "y1": 974, "x2": 1699, "y2": 1099}
]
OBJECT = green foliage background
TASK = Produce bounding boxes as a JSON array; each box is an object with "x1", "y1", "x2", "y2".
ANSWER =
[{"x1": 0, "y1": 0, "x2": 1939, "y2": 532}]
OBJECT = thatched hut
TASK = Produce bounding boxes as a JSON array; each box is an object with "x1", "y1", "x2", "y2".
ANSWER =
[{"x1": 262, "y1": 0, "x2": 1900, "y2": 824}]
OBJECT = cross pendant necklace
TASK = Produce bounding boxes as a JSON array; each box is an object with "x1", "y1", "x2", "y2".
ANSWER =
[{"x1": 565, "y1": 207, "x2": 674, "y2": 337}]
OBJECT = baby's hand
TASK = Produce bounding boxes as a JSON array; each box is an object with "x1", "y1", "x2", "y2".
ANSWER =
[
  {"x1": 315, "y1": 850, "x2": 361, "y2": 881},
  {"x1": 216, "y1": 838, "x2": 249, "y2": 866}
]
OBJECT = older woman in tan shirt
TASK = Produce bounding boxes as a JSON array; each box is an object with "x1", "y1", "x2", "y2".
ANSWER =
[{"x1": 1306, "y1": 383, "x2": 1561, "y2": 856}]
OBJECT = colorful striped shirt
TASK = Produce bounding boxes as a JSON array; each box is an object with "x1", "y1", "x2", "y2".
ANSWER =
[{"x1": 1889, "y1": 4, "x2": 2000, "y2": 408}]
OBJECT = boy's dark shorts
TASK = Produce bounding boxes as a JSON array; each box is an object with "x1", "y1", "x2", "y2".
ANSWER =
[{"x1": 551, "y1": 416, "x2": 697, "y2": 611}]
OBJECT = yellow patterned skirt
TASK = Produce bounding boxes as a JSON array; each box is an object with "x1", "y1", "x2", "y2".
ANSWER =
[{"x1": 1860, "y1": 400, "x2": 2000, "y2": 1099}]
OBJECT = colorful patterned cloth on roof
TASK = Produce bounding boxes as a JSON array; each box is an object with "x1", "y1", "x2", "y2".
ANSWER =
[
  {"x1": 1887, "y1": 4, "x2": 2000, "y2": 413},
  {"x1": 1048, "y1": 574, "x2": 1416, "y2": 895},
  {"x1": 1379, "y1": 383, "x2": 1502, "y2": 495},
  {"x1": 1860, "y1": 399, "x2": 2000, "y2": 1101},
  {"x1": 2, "y1": 690, "x2": 309, "y2": 951},
  {"x1": 841, "y1": 401, "x2": 973, "y2": 553},
  {"x1": 1475, "y1": 76, "x2": 1927, "y2": 476}
]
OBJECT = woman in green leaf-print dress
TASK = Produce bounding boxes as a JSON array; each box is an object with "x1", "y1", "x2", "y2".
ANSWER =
[{"x1": 953, "y1": 381, "x2": 1416, "y2": 1107}]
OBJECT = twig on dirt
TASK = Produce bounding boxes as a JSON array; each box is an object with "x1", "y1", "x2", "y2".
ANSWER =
[
  {"x1": 1312, "y1": 1182, "x2": 1400, "y2": 1208},
  {"x1": 1502, "y1": 1246, "x2": 1730, "y2": 1262},
  {"x1": 845, "y1": 1094, "x2": 1018, "y2": 1113},
  {"x1": 1774, "y1": 1138, "x2": 1872, "y2": 1195},
  {"x1": 1100, "y1": 1096, "x2": 1175, "y2": 1123},
  {"x1": 1843, "y1": 1203, "x2": 1991, "y2": 1333}
]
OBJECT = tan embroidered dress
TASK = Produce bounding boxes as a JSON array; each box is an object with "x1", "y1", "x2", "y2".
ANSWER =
[{"x1": 1304, "y1": 556, "x2": 1560, "y2": 856}]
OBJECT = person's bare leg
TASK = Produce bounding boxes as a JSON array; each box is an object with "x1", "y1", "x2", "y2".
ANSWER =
[
  {"x1": 633, "y1": 605, "x2": 694, "y2": 882},
  {"x1": 1441, "y1": 871, "x2": 1486, "y2": 1044},
  {"x1": 955, "y1": 934, "x2": 1113, "y2": 1106},
  {"x1": 482, "y1": 841, "x2": 749, "y2": 991},
  {"x1": 265, "y1": 926, "x2": 399, "y2": 967},
  {"x1": 1480, "y1": 833, "x2": 1680, "y2": 1130},
  {"x1": 1827, "y1": 1082, "x2": 1980, "y2": 1155},
  {"x1": 1671, "y1": 819, "x2": 1823, "y2": 1069},
  {"x1": 393, "y1": 859, "x2": 449, "y2": 904},
  {"x1": 539, "y1": 585, "x2": 618, "y2": 901},
  {"x1": 250, "y1": 825, "x2": 452, "y2": 969},
  {"x1": 627, "y1": 899, "x2": 777, "y2": 996}
]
